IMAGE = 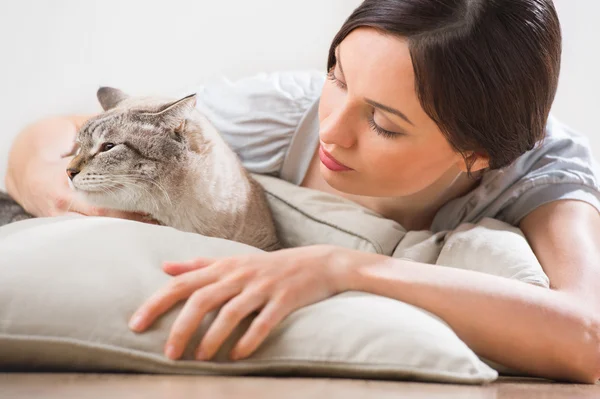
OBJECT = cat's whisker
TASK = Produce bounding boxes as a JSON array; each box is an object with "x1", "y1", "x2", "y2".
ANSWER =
[
  {"x1": 82, "y1": 177, "x2": 146, "y2": 214},
  {"x1": 62, "y1": 94, "x2": 280, "y2": 251},
  {"x1": 114, "y1": 177, "x2": 160, "y2": 213},
  {"x1": 115, "y1": 174, "x2": 173, "y2": 208},
  {"x1": 114, "y1": 181, "x2": 143, "y2": 210},
  {"x1": 98, "y1": 186, "x2": 115, "y2": 205},
  {"x1": 111, "y1": 185, "x2": 140, "y2": 213},
  {"x1": 102, "y1": 182, "x2": 124, "y2": 203},
  {"x1": 65, "y1": 196, "x2": 76, "y2": 214},
  {"x1": 114, "y1": 174, "x2": 171, "y2": 210},
  {"x1": 102, "y1": 178, "x2": 136, "y2": 201},
  {"x1": 116, "y1": 178, "x2": 157, "y2": 210},
  {"x1": 98, "y1": 180, "x2": 139, "y2": 212},
  {"x1": 154, "y1": 175, "x2": 173, "y2": 208}
]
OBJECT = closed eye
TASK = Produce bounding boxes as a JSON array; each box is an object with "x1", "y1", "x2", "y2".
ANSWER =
[
  {"x1": 99, "y1": 142, "x2": 117, "y2": 152},
  {"x1": 327, "y1": 64, "x2": 405, "y2": 139},
  {"x1": 327, "y1": 67, "x2": 347, "y2": 91}
]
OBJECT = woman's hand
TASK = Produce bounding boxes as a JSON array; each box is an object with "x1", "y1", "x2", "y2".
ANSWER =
[
  {"x1": 128, "y1": 245, "x2": 384, "y2": 361},
  {"x1": 5, "y1": 115, "x2": 155, "y2": 222}
]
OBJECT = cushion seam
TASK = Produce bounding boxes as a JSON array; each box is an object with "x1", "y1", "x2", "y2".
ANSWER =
[
  {"x1": 0, "y1": 334, "x2": 493, "y2": 380},
  {"x1": 264, "y1": 191, "x2": 383, "y2": 254}
]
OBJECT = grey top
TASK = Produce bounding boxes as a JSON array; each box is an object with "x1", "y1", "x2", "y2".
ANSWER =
[{"x1": 191, "y1": 70, "x2": 600, "y2": 232}]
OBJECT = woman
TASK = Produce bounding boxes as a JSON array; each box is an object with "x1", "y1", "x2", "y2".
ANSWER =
[{"x1": 5, "y1": 0, "x2": 600, "y2": 383}]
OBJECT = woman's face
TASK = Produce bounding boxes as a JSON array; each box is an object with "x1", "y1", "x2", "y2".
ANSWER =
[{"x1": 318, "y1": 27, "x2": 484, "y2": 197}]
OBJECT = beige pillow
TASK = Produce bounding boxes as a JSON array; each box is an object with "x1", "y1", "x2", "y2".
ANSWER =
[
  {"x1": 0, "y1": 216, "x2": 497, "y2": 384},
  {"x1": 254, "y1": 174, "x2": 405, "y2": 255},
  {"x1": 393, "y1": 218, "x2": 549, "y2": 288},
  {"x1": 260, "y1": 174, "x2": 547, "y2": 288},
  {"x1": 0, "y1": 176, "x2": 548, "y2": 383}
]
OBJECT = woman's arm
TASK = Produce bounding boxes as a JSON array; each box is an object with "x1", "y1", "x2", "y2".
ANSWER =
[
  {"x1": 128, "y1": 199, "x2": 599, "y2": 383},
  {"x1": 5, "y1": 114, "x2": 152, "y2": 221},
  {"x1": 5, "y1": 114, "x2": 95, "y2": 215},
  {"x1": 345, "y1": 199, "x2": 600, "y2": 383}
]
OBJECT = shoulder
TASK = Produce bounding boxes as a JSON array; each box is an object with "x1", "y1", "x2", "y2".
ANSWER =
[
  {"x1": 194, "y1": 70, "x2": 325, "y2": 113},
  {"x1": 432, "y1": 116, "x2": 600, "y2": 231},
  {"x1": 511, "y1": 115, "x2": 598, "y2": 181},
  {"x1": 182, "y1": 71, "x2": 326, "y2": 176}
]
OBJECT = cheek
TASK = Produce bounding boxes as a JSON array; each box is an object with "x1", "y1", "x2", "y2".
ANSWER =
[
  {"x1": 361, "y1": 137, "x2": 458, "y2": 192},
  {"x1": 90, "y1": 152, "x2": 136, "y2": 175},
  {"x1": 104, "y1": 152, "x2": 130, "y2": 169}
]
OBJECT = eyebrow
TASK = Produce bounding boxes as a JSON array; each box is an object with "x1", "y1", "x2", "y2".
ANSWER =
[
  {"x1": 365, "y1": 99, "x2": 415, "y2": 126},
  {"x1": 335, "y1": 47, "x2": 415, "y2": 127}
]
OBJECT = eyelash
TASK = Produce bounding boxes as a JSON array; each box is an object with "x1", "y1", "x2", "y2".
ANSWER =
[
  {"x1": 327, "y1": 67, "x2": 347, "y2": 90},
  {"x1": 327, "y1": 66, "x2": 401, "y2": 139}
]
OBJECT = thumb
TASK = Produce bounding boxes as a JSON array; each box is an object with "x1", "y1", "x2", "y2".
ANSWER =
[
  {"x1": 64, "y1": 211, "x2": 87, "y2": 217},
  {"x1": 67, "y1": 202, "x2": 111, "y2": 218},
  {"x1": 163, "y1": 258, "x2": 214, "y2": 275},
  {"x1": 68, "y1": 201, "x2": 154, "y2": 222}
]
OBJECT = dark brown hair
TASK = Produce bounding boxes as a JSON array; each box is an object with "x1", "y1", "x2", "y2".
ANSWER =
[{"x1": 328, "y1": 0, "x2": 562, "y2": 171}]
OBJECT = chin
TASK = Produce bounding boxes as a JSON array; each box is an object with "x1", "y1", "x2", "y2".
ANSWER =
[
  {"x1": 320, "y1": 167, "x2": 404, "y2": 197},
  {"x1": 319, "y1": 166, "x2": 366, "y2": 195}
]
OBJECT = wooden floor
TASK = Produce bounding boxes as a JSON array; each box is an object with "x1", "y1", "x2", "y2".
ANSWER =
[{"x1": 0, "y1": 373, "x2": 599, "y2": 399}]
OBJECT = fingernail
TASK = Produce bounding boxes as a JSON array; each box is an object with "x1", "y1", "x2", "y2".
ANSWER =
[
  {"x1": 195, "y1": 349, "x2": 206, "y2": 360},
  {"x1": 230, "y1": 348, "x2": 243, "y2": 361},
  {"x1": 165, "y1": 344, "x2": 178, "y2": 360},
  {"x1": 128, "y1": 315, "x2": 144, "y2": 331}
]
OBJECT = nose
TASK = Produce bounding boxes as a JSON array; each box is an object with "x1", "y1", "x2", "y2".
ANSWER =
[
  {"x1": 319, "y1": 105, "x2": 357, "y2": 149},
  {"x1": 66, "y1": 168, "x2": 80, "y2": 180}
]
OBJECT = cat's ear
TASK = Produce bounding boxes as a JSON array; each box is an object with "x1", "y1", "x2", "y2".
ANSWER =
[
  {"x1": 97, "y1": 87, "x2": 129, "y2": 111},
  {"x1": 156, "y1": 94, "x2": 197, "y2": 131}
]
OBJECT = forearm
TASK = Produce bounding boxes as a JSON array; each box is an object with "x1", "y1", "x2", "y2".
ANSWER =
[
  {"x1": 346, "y1": 257, "x2": 600, "y2": 383},
  {"x1": 10, "y1": 117, "x2": 78, "y2": 164},
  {"x1": 5, "y1": 115, "x2": 89, "y2": 199}
]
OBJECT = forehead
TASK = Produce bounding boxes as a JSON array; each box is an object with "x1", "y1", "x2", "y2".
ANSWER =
[
  {"x1": 338, "y1": 28, "x2": 442, "y2": 135},
  {"x1": 339, "y1": 28, "x2": 415, "y2": 102},
  {"x1": 77, "y1": 112, "x2": 157, "y2": 143},
  {"x1": 78, "y1": 114, "x2": 117, "y2": 141}
]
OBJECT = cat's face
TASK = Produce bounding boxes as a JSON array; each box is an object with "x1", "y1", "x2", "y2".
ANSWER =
[{"x1": 67, "y1": 87, "x2": 198, "y2": 212}]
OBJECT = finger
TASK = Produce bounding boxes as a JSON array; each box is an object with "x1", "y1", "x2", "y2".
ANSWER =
[
  {"x1": 195, "y1": 291, "x2": 266, "y2": 361},
  {"x1": 163, "y1": 258, "x2": 215, "y2": 275},
  {"x1": 103, "y1": 209, "x2": 154, "y2": 222},
  {"x1": 65, "y1": 212, "x2": 86, "y2": 217},
  {"x1": 52, "y1": 193, "x2": 92, "y2": 216},
  {"x1": 64, "y1": 200, "x2": 108, "y2": 217},
  {"x1": 230, "y1": 298, "x2": 291, "y2": 360},
  {"x1": 128, "y1": 269, "x2": 217, "y2": 333},
  {"x1": 70, "y1": 201, "x2": 152, "y2": 222},
  {"x1": 165, "y1": 282, "x2": 241, "y2": 360}
]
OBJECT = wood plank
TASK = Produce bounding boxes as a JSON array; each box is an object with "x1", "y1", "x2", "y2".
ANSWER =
[{"x1": 0, "y1": 374, "x2": 598, "y2": 399}]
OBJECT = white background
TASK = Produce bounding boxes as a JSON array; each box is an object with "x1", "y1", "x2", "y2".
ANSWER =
[{"x1": 0, "y1": 0, "x2": 597, "y2": 189}]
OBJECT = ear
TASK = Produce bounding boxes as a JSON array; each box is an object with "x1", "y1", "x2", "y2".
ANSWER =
[
  {"x1": 456, "y1": 151, "x2": 490, "y2": 173},
  {"x1": 154, "y1": 93, "x2": 197, "y2": 132},
  {"x1": 97, "y1": 87, "x2": 129, "y2": 111}
]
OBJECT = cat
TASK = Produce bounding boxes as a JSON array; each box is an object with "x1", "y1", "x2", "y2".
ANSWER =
[
  {"x1": 0, "y1": 192, "x2": 33, "y2": 226},
  {"x1": 0, "y1": 87, "x2": 281, "y2": 251}
]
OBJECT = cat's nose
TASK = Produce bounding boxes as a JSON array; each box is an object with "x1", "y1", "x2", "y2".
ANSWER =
[{"x1": 66, "y1": 168, "x2": 80, "y2": 180}]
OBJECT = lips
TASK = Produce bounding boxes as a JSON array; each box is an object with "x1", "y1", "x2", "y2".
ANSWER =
[{"x1": 318, "y1": 145, "x2": 353, "y2": 172}]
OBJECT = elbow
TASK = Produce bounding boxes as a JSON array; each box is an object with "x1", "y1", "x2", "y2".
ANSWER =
[
  {"x1": 585, "y1": 317, "x2": 600, "y2": 383},
  {"x1": 566, "y1": 312, "x2": 600, "y2": 384}
]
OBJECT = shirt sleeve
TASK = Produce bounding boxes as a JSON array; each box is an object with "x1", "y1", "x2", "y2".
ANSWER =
[
  {"x1": 184, "y1": 70, "x2": 325, "y2": 177},
  {"x1": 431, "y1": 115, "x2": 600, "y2": 232},
  {"x1": 496, "y1": 115, "x2": 600, "y2": 225}
]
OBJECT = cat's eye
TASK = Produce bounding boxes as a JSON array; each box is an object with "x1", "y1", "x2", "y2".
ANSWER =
[{"x1": 100, "y1": 142, "x2": 116, "y2": 152}]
